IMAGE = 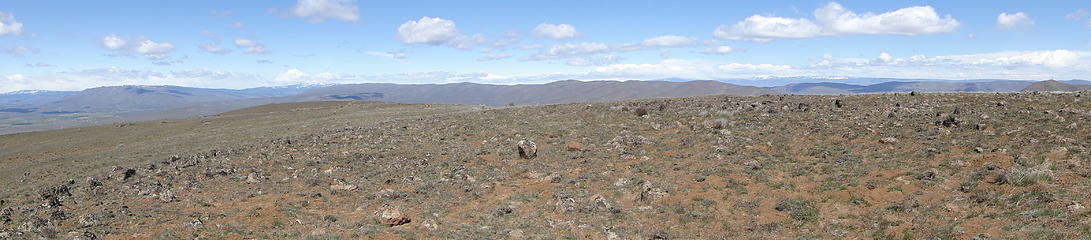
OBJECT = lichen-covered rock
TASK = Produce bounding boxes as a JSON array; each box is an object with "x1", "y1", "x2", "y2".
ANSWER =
[
  {"x1": 379, "y1": 206, "x2": 411, "y2": 226},
  {"x1": 517, "y1": 139, "x2": 537, "y2": 159}
]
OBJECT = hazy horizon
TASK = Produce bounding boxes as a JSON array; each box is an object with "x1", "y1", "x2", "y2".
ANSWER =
[{"x1": 2, "y1": 0, "x2": 1090, "y2": 92}]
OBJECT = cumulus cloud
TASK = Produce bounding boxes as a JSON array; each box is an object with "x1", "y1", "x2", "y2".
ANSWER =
[
  {"x1": 641, "y1": 35, "x2": 696, "y2": 47},
  {"x1": 702, "y1": 45, "x2": 734, "y2": 55},
  {"x1": 532, "y1": 23, "x2": 578, "y2": 39},
  {"x1": 99, "y1": 35, "x2": 175, "y2": 60},
  {"x1": 814, "y1": 3, "x2": 959, "y2": 35},
  {"x1": 715, "y1": 2, "x2": 958, "y2": 42},
  {"x1": 290, "y1": 0, "x2": 359, "y2": 22},
  {"x1": 100, "y1": 35, "x2": 127, "y2": 50},
  {"x1": 234, "y1": 38, "x2": 268, "y2": 54},
  {"x1": 0, "y1": 12, "x2": 23, "y2": 36},
  {"x1": 134, "y1": 40, "x2": 175, "y2": 59},
  {"x1": 997, "y1": 12, "x2": 1034, "y2": 29},
  {"x1": 397, "y1": 16, "x2": 483, "y2": 49},
  {"x1": 714, "y1": 15, "x2": 823, "y2": 41},
  {"x1": 397, "y1": 17, "x2": 460, "y2": 44}
]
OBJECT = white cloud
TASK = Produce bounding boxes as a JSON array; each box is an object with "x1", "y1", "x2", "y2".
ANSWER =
[
  {"x1": 397, "y1": 16, "x2": 460, "y2": 45},
  {"x1": 484, "y1": 32, "x2": 519, "y2": 51},
  {"x1": 0, "y1": 12, "x2": 23, "y2": 36},
  {"x1": 290, "y1": 0, "x2": 359, "y2": 22},
  {"x1": 519, "y1": 44, "x2": 545, "y2": 50},
  {"x1": 814, "y1": 2, "x2": 959, "y2": 35},
  {"x1": 273, "y1": 68, "x2": 339, "y2": 84},
  {"x1": 365, "y1": 49, "x2": 407, "y2": 60},
  {"x1": 532, "y1": 23, "x2": 578, "y2": 39},
  {"x1": 25, "y1": 62, "x2": 51, "y2": 68},
  {"x1": 588, "y1": 50, "x2": 1090, "y2": 81},
  {"x1": 396, "y1": 16, "x2": 483, "y2": 49},
  {"x1": 714, "y1": 15, "x2": 824, "y2": 42},
  {"x1": 100, "y1": 35, "x2": 127, "y2": 50},
  {"x1": 447, "y1": 34, "x2": 484, "y2": 50},
  {"x1": 0, "y1": 68, "x2": 268, "y2": 92},
  {"x1": 808, "y1": 50, "x2": 1089, "y2": 80},
  {"x1": 477, "y1": 53, "x2": 509, "y2": 61},
  {"x1": 702, "y1": 45, "x2": 734, "y2": 55},
  {"x1": 1065, "y1": 9, "x2": 1088, "y2": 21},
  {"x1": 566, "y1": 54, "x2": 620, "y2": 66},
  {"x1": 592, "y1": 59, "x2": 795, "y2": 79},
  {"x1": 3, "y1": 45, "x2": 38, "y2": 57},
  {"x1": 98, "y1": 35, "x2": 176, "y2": 60},
  {"x1": 234, "y1": 38, "x2": 268, "y2": 54},
  {"x1": 997, "y1": 12, "x2": 1034, "y2": 29},
  {"x1": 134, "y1": 40, "x2": 175, "y2": 59},
  {"x1": 960, "y1": 50, "x2": 1079, "y2": 68},
  {"x1": 715, "y1": 2, "x2": 958, "y2": 42},
  {"x1": 199, "y1": 43, "x2": 231, "y2": 55},
  {"x1": 527, "y1": 42, "x2": 610, "y2": 60},
  {"x1": 641, "y1": 35, "x2": 696, "y2": 47}
]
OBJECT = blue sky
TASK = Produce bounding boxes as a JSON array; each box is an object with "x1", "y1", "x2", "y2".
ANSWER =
[{"x1": 1, "y1": 0, "x2": 1090, "y2": 92}]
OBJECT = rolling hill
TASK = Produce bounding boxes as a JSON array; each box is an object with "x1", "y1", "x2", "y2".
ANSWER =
[{"x1": 1022, "y1": 80, "x2": 1091, "y2": 92}]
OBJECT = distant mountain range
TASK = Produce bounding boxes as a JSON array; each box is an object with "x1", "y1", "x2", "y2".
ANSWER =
[
  {"x1": 1, "y1": 78, "x2": 1089, "y2": 134},
  {"x1": 291, "y1": 80, "x2": 774, "y2": 106},
  {"x1": 0, "y1": 84, "x2": 325, "y2": 115},
  {"x1": 766, "y1": 80, "x2": 1055, "y2": 94},
  {"x1": 1021, "y1": 80, "x2": 1091, "y2": 92}
]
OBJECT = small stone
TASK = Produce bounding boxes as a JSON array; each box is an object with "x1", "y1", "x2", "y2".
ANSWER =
[
  {"x1": 158, "y1": 189, "x2": 176, "y2": 203},
  {"x1": 517, "y1": 139, "x2": 537, "y2": 159},
  {"x1": 246, "y1": 173, "x2": 261, "y2": 184},
  {"x1": 879, "y1": 137, "x2": 898, "y2": 144},
  {"x1": 330, "y1": 181, "x2": 358, "y2": 191},
  {"x1": 376, "y1": 189, "x2": 404, "y2": 199},
  {"x1": 1068, "y1": 202, "x2": 1085, "y2": 213},
  {"x1": 973, "y1": 147, "x2": 984, "y2": 153},
  {"x1": 379, "y1": 206, "x2": 411, "y2": 226},
  {"x1": 78, "y1": 214, "x2": 98, "y2": 227},
  {"x1": 566, "y1": 141, "x2": 582, "y2": 151},
  {"x1": 508, "y1": 229, "x2": 526, "y2": 239}
]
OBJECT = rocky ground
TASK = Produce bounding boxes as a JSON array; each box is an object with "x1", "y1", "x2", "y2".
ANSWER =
[{"x1": 1, "y1": 92, "x2": 1090, "y2": 239}]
